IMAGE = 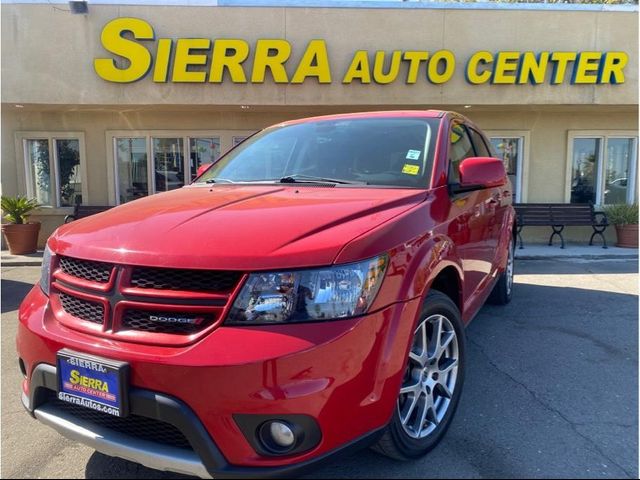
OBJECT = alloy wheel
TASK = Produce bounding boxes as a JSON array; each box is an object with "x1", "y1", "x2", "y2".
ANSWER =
[
  {"x1": 397, "y1": 314, "x2": 460, "y2": 439},
  {"x1": 506, "y1": 240, "x2": 514, "y2": 296}
]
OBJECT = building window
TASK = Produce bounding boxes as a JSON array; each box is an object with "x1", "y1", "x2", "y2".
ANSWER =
[
  {"x1": 232, "y1": 136, "x2": 248, "y2": 147},
  {"x1": 605, "y1": 138, "x2": 637, "y2": 205},
  {"x1": 19, "y1": 133, "x2": 86, "y2": 207},
  {"x1": 488, "y1": 134, "x2": 528, "y2": 203},
  {"x1": 153, "y1": 137, "x2": 185, "y2": 193},
  {"x1": 570, "y1": 138, "x2": 601, "y2": 204},
  {"x1": 190, "y1": 138, "x2": 220, "y2": 182},
  {"x1": 55, "y1": 139, "x2": 82, "y2": 207},
  {"x1": 25, "y1": 139, "x2": 52, "y2": 206},
  {"x1": 109, "y1": 131, "x2": 252, "y2": 204},
  {"x1": 115, "y1": 138, "x2": 148, "y2": 204},
  {"x1": 567, "y1": 132, "x2": 638, "y2": 205}
]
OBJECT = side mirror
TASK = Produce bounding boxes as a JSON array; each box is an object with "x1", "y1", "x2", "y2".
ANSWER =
[
  {"x1": 196, "y1": 163, "x2": 213, "y2": 178},
  {"x1": 452, "y1": 157, "x2": 507, "y2": 193}
]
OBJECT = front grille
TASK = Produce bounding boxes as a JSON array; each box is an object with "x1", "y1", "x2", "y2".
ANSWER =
[
  {"x1": 59, "y1": 293, "x2": 104, "y2": 324},
  {"x1": 130, "y1": 267, "x2": 241, "y2": 292},
  {"x1": 59, "y1": 256, "x2": 112, "y2": 284},
  {"x1": 48, "y1": 396, "x2": 192, "y2": 450},
  {"x1": 122, "y1": 309, "x2": 210, "y2": 335}
]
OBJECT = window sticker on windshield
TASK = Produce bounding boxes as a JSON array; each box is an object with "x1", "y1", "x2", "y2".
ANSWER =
[
  {"x1": 402, "y1": 164, "x2": 420, "y2": 175},
  {"x1": 406, "y1": 150, "x2": 421, "y2": 160}
]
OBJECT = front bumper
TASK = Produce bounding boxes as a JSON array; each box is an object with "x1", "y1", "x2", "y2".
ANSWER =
[
  {"x1": 17, "y1": 285, "x2": 422, "y2": 477},
  {"x1": 23, "y1": 364, "x2": 384, "y2": 479},
  {"x1": 23, "y1": 364, "x2": 212, "y2": 477}
]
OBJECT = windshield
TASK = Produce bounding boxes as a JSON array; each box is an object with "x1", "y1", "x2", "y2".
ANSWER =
[{"x1": 196, "y1": 117, "x2": 439, "y2": 188}]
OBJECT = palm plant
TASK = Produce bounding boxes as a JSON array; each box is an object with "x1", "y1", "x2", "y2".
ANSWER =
[
  {"x1": 1, "y1": 195, "x2": 40, "y2": 224},
  {"x1": 604, "y1": 203, "x2": 639, "y2": 226}
]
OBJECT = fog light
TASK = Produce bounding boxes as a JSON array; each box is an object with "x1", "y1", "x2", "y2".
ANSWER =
[
  {"x1": 269, "y1": 421, "x2": 295, "y2": 448},
  {"x1": 257, "y1": 420, "x2": 299, "y2": 453}
]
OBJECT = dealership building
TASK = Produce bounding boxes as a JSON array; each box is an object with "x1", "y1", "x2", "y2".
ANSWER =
[{"x1": 1, "y1": 0, "x2": 638, "y2": 246}]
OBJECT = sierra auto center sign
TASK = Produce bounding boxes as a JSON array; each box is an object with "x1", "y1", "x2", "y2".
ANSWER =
[{"x1": 94, "y1": 18, "x2": 629, "y2": 86}]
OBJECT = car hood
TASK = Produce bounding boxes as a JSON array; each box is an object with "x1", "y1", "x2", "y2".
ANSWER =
[{"x1": 51, "y1": 185, "x2": 428, "y2": 270}]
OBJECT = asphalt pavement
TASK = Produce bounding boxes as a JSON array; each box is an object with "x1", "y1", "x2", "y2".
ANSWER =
[{"x1": 2, "y1": 259, "x2": 638, "y2": 479}]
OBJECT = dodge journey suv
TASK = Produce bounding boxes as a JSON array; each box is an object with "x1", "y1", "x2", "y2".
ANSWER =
[{"x1": 18, "y1": 110, "x2": 516, "y2": 478}]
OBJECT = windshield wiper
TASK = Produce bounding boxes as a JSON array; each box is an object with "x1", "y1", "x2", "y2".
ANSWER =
[
  {"x1": 204, "y1": 178, "x2": 236, "y2": 184},
  {"x1": 279, "y1": 174, "x2": 367, "y2": 185}
]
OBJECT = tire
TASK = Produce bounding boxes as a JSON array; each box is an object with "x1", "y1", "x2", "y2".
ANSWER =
[
  {"x1": 487, "y1": 237, "x2": 515, "y2": 305},
  {"x1": 371, "y1": 290, "x2": 465, "y2": 460}
]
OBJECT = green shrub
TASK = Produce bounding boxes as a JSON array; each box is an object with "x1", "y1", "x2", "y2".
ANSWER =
[
  {"x1": 604, "y1": 203, "x2": 639, "y2": 226},
  {"x1": 1, "y1": 195, "x2": 40, "y2": 224}
]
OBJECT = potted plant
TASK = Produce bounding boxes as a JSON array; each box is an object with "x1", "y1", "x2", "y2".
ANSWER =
[
  {"x1": 1, "y1": 195, "x2": 41, "y2": 254},
  {"x1": 603, "y1": 203, "x2": 639, "y2": 248}
]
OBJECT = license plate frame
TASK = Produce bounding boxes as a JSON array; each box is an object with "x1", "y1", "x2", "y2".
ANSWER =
[{"x1": 56, "y1": 349, "x2": 129, "y2": 417}]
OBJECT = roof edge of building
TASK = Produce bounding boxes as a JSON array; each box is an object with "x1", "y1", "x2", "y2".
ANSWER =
[{"x1": 2, "y1": 0, "x2": 638, "y2": 13}]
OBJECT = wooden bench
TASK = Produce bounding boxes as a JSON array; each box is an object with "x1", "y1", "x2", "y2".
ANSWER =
[
  {"x1": 64, "y1": 198, "x2": 113, "y2": 223},
  {"x1": 514, "y1": 203, "x2": 608, "y2": 249}
]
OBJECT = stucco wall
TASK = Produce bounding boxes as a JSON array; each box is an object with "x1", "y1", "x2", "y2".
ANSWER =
[
  {"x1": 1, "y1": 4, "x2": 638, "y2": 106},
  {"x1": 1, "y1": 3, "x2": 637, "y2": 247}
]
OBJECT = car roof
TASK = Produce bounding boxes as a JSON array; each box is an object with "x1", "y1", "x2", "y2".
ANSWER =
[{"x1": 274, "y1": 110, "x2": 446, "y2": 128}]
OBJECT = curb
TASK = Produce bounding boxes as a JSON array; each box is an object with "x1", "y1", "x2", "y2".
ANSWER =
[
  {"x1": 515, "y1": 254, "x2": 638, "y2": 260},
  {"x1": 2, "y1": 261, "x2": 44, "y2": 267}
]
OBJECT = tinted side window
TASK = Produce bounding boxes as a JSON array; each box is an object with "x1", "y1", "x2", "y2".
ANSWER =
[
  {"x1": 449, "y1": 123, "x2": 475, "y2": 184},
  {"x1": 469, "y1": 128, "x2": 491, "y2": 157}
]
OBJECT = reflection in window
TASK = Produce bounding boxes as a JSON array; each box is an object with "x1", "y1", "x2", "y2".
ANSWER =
[
  {"x1": 571, "y1": 138, "x2": 600, "y2": 204},
  {"x1": 469, "y1": 129, "x2": 490, "y2": 157},
  {"x1": 449, "y1": 124, "x2": 474, "y2": 184},
  {"x1": 56, "y1": 139, "x2": 81, "y2": 206},
  {"x1": 199, "y1": 119, "x2": 435, "y2": 188},
  {"x1": 604, "y1": 138, "x2": 633, "y2": 205},
  {"x1": 220, "y1": 129, "x2": 297, "y2": 181},
  {"x1": 153, "y1": 138, "x2": 184, "y2": 192},
  {"x1": 26, "y1": 139, "x2": 51, "y2": 206},
  {"x1": 490, "y1": 137, "x2": 521, "y2": 202},
  {"x1": 189, "y1": 137, "x2": 220, "y2": 181},
  {"x1": 116, "y1": 138, "x2": 148, "y2": 203}
]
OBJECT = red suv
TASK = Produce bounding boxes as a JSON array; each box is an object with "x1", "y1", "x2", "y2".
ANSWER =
[{"x1": 17, "y1": 111, "x2": 515, "y2": 478}]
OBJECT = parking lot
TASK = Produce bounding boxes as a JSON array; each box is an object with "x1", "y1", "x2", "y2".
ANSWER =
[{"x1": 2, "y1": 258, "x2": 638, "y2": 479}]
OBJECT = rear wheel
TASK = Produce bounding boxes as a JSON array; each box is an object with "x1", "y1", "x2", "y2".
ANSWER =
[
  {"x1": 372, "y1": 291, "x2": 465, "y2": 460},
  {"x1": 488, "y1": 238, "x2": 514, "y2": 305}
]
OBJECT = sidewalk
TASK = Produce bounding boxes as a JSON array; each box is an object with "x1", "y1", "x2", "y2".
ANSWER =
[
  {"x1": 2, "y1": 250, "x2": 45, "y2": 267},
  {"x1": 2, "y1": 243, "x2": 638, "y2": 267},
  {"x1": 514, "y1": 243, "x2": 638, "y2": 260}
]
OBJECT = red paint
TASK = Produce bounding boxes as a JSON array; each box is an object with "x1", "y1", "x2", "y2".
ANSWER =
[
  {"x1": 17, "y1": 111, "x2": 514, "y2": 472},
  {"x1": 459, "y1": 156, "x2": 508, "y2": 189}
]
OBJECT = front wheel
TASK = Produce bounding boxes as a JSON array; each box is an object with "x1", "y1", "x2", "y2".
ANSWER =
[
  {"x1": 372, "y1": 290, "x2": 465, "y2": 460},
  {"x1": 488, "y1": 237, "x2": 515, "y2": 305}
]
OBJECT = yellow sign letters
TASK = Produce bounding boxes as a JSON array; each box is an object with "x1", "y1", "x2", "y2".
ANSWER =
[{"x1": 94, "y1": 18, "x2": 628, "y2": 86}]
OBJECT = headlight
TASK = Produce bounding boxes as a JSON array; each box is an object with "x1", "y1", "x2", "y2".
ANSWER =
[
  {"x1": 40, "y1": 245, "x2": 53, "y2": 296},
  {"x1": 226, "y1": 256, "x2": 388, "y2": 325}
]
